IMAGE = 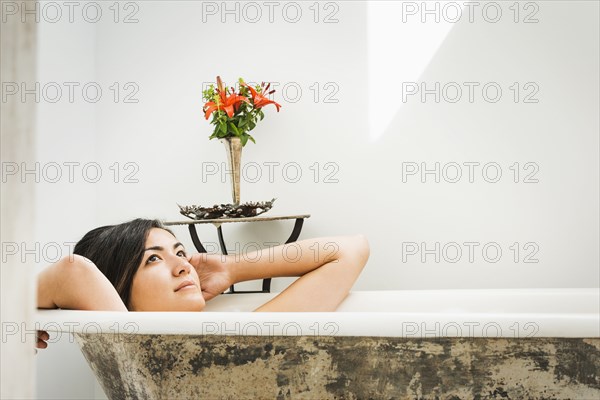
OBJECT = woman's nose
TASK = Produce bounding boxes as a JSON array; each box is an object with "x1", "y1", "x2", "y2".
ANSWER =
[{"x1": 173, "y1": 257, "x2": 192, "y2": 276}]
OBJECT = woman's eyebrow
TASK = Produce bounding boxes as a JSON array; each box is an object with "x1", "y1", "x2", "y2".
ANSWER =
[
  {"x1": 144, "y1": 246, "x2": 163, "y2": 252},
  {"x1": 144, "y1": 243, "x2": 184, "y2": 252}
]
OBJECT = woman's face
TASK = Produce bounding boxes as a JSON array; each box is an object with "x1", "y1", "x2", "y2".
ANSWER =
[{"x1": 129, "y1": 228, "x2": 205, "y2": 311}]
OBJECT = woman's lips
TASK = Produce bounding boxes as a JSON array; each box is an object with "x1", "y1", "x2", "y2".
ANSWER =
[{"x1": 175, "y1": 281, "x2": 196, "y2": 292}]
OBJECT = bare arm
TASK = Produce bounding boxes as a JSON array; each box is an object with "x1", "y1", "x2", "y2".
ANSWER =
[
  {"x1": 251, "y1": 235, "x2": 369, "y2": 311},
  {"x1": 37, "y1": 255, "x2": 127, "y2": 311},
  {"x1": 228, "y1": 235, "x2": 370, "y2": 312}
]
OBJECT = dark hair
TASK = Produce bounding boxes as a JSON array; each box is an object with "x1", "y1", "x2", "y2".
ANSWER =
[{"x1": 73, "y1": 218, "x2": 174, "y2": 308}]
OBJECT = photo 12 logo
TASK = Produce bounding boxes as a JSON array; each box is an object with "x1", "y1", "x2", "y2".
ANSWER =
[
  {"x1": 1, "y1": 161, "x2": 140, "y2": 184},
  {"x1": 402, "y1": 241, "x2": 540, "y2": 264},
  {"x1": 401, "y1": 162, "x2": 540, "y2": 184},
  {"x1": 1, "y1": 82, "x2": 140, "y2": 104},
  {"x1": 200, "y1": 1, "x2": 340, "y2": 24},
  {"x1": 200, "y1": 321, "x2": 340, "y2": 336},
  {"x1": 191, "y1": 240, "x2": 342, "y2": 264},
  {"x1": 401, "y1": 82, "x2": 540, "y2": 104},
  {"x1": 1, "y1": 1, "x2": 140, "y2": 24},
  {"x1": 1, "y1": 241, "x2": 77, "y2": 264},
  {"x1": 400, "y1": 321, "x2": 540, "y2": 338},
  {"x1": 201, "y1": 81, "x2": 340, "y2": 105},
  {"x1": 400, "y1": 1, "x2": 540, "y2": 24},
  {"x1": 201, "y1": 161, "x2": 340, "y2": 184},
  {"x1": 1, "y1": 321, "x2": 140, "y2": 345}
]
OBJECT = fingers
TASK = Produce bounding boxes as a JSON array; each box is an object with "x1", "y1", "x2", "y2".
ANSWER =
[
  {"x1": 36, "y1": 330, "x2": 49, "y2": 350},
  {"x1": 189, "y1": 253, "x2": 209, "y2": 268}
]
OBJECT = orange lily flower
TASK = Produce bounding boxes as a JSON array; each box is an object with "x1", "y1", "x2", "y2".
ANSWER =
[
  {"x1": 204, "y1": 76, "x2": 249, "y2": 119},
  {"x1": 242, "y1": 83, "x2": 281, "y2": 112}
]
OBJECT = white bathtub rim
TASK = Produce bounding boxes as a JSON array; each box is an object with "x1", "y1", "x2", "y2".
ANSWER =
[
  {"x1": 34, "y1": 310, "x2": 600, "y2": 338},
  {"x1": 32, "y1": 289, "x2": 600, "y2": 338}
]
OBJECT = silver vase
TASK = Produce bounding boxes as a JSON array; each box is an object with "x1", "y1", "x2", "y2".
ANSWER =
[{"x1": 220, "y1": 136, "x2": 242, "y2": 206}]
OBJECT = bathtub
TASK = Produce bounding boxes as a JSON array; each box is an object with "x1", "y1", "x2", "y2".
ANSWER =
[{"x1": 36, "y1": 289, "x2": 599, "y2": 399}]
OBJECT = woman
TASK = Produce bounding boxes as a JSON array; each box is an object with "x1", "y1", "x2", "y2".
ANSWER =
[{"x1": 36, "y1": 219, "x2": 370, "y2": 349}]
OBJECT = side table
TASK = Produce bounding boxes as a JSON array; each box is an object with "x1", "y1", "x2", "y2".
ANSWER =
[{"x1": 163, "y1": 214, "x2": 310, "y2": 294}]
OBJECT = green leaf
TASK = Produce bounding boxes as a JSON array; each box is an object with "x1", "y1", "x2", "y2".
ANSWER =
[
  {"x1": 229, "y1": 123, "x2": 240, "y2": 136},
  {"x1": 259, "y1": 110, "x2": 264, "y2": 121},
  {"x1": 241, "y1": 134, "x2": 249, "y2": 147},
  {"x1": 248, "y1": 135, "x2": 256, "y2": 144},
  {"x1": 209, "y1": 126, "x2": 220, "y2": 140},
  {"x1": 219, "y1": 122, "x2": 227, "y2": 135}
]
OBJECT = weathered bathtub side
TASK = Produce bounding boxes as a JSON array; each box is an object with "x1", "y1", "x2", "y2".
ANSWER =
[{"x1": 76, "y1": 334, "x2": 600, "y2": 400}]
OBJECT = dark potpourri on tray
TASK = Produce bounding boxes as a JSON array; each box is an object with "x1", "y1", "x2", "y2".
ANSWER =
[{"x1": 178, "y1": 198, "x2": 276, "y2": 220}]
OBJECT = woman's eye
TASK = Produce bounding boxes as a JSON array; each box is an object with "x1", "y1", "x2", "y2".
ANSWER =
[
  {"x1": 177, "y1": 250, "x2": 187, "y2": 258},
  {"x1": 146, "y1": 255, "x2": 160, "y2": 264}
]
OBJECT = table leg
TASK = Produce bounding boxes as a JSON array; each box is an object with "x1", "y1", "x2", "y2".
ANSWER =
[
  {"x1": 285, "y1": 218, "x2": 304, "y2": 244},
  {"x1": 188, "y1": 224, "x2": 207, "y2": 253},
  {"x1": 216, "y1": 225, "x2": 236, "y2": 294}
]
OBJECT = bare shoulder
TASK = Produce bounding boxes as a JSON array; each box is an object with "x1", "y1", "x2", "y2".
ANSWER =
[{"x1": 37, "y1": 255, "x2": 127, "y2": 311}]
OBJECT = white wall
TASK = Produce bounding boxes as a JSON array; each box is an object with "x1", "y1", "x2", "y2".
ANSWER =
[
  {"x1": 30, "y1": 1, "x2": 598, "y2": 398},
  {"x1": 34, "y1": 6, "x2": 101, "y2": 400},
  {"x1": 365, "y1": 0, "x2": 599, "y2": 289}
]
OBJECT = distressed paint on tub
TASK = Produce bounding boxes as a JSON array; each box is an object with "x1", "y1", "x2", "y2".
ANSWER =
[{"x1": 76, "y1": 334, "x2": 600, "y2": 400}]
